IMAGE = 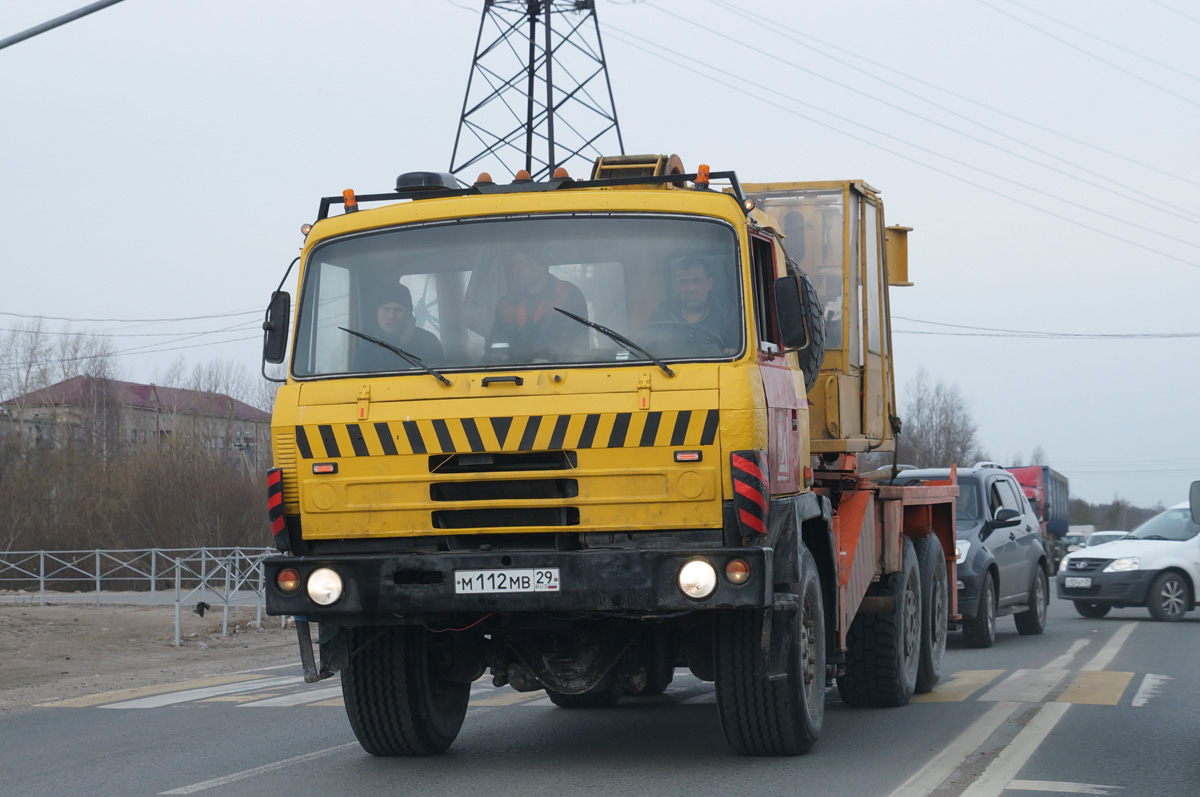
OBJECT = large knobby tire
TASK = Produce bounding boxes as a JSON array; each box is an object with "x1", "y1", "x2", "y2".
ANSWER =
[
  {"x1": 913, "y1": 535, "x2": 948, "y2": 694},
  {"x1": 341, "y1": 626, "x2": 470, "y2": 756},
  {"x1": 714, "y1": 545, "x2": 826, "y2": 756},
  {"x1": 1074, "y1": 601, "x2": 1111, "y2": 619},
  {"x1": 546, "y1": 679, "x2": 623, "y2": 708},
  {"x1": 790, "y1": 264, "x2": 827, "y2": 394},
  {"x1": 1146, "y1": 571, "x2": 1190, "y2": 622},
  {"x1": 1014, "y1": 565, "x2": 1049, "y2": 635},
  {"x1": 962, "y1": 570, "x2": 997, "y2": 649},
  {"x1": 837, "y1": 537, "x2": 921, "y2": 708}
]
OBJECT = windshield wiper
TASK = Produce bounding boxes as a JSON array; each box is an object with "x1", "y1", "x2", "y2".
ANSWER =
[
  {"x1": 339, "y1": 327, "x2": 451, "y2": 385},
  {"x1": 553, "y1": 307, "x2": 675, "y2": 377},
  {"x1": 1137, "y1": 534, "x2": 1169, "y2": 540}
]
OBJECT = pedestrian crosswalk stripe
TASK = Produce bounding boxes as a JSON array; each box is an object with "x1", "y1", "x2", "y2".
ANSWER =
[
  {"x1": 911, "y1": 670, "x2": 1005, "y2": 703},
  {"x1": 471, "y1": 691, "x2": 545, "y2": 708},
  {"x1": 100, "y1": 676, "x2": 301, "y2": 709},
  {"x1": 35, "y1": 673, "x2": 274, "y2": 708},
  {"x1": 1055, "y1": 671, "x2": 1134, "y2": 706},
  {"x1": 978, "y1": 668, "x2": 1070, "y2": 703},
  {"x1": 240, "y1": 686, "x2": 343, "y2": 707}
]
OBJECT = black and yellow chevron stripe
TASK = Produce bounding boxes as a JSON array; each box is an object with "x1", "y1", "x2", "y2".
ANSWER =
[{"x1": 295, "y1": 409, "x2": 719, "y2": 459}]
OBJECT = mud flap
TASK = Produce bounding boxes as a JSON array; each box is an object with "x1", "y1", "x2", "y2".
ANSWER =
[
  {"x1": 295, "y1": 618, "x2": 346, "y2": 683},
  {"x1": 758, "y1": 593, "x2": 800, "y2": 682}
]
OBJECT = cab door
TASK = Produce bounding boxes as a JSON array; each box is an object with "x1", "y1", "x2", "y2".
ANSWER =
[
  {"x1": 750, "y1": 233, "x2": 800, "y2": 495},
  {"x1": 860, "y1": 195, "x2": 886, "y2": 441}
]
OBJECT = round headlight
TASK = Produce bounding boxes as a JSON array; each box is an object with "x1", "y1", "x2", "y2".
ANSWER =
[
  {"x1": 307, "y1": 567, "x2": 344, "y2": 605},
  {"x1": 678, "y1": 559, "x2": 718, "y2": 600}
]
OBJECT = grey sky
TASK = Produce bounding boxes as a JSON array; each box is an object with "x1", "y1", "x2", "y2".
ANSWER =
[{"x1": 2, "y1": 0, "x2": 1196, "y2": 509}]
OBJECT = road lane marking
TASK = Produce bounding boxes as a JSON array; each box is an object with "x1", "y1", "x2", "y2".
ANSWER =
[
  {"x1": 35, "y1": 674, "x2": 274, "y2": 708},
  {"x1": 887, "y1": 702, "x2": 1022, "y2": 797},
  {"x1": 911, "y1": 669, "x2": 1004, "y2": 703},
  {"x1": 101, "y1": 676, "x2": 301, "y2": 709},
  {"x1": 239, "y1": 686, "x2": 342, "y2": 707},
  {"x1": 1131, "y1": 674, "x2": 1171, "y2": 707},
  {"x1": 1055, "y1": 671, "x2": 1134, "y2": 706},
  {"x1": 978, "y1": 669, "x2": 1069, "y2": 703},
  {"x1": 1044, "y1": 639, "x2": 1090, "y2": 669},
  {"x1": 960, "y1": 702, "x2": 1071, "y2": 797},
  {"x1": 1008, "y1": 779, "x2": 1123, "y2": 794},
  {"x1": 158, "y1": 743, "x2": 359, "y2": 795},
  {"x1": 309, "y1": 697, "x2": 344, "y2": 707},
  {"x1": 203, "y1": 693, "x2": 283, "y2": 704},
  {"x1": 1081, "y1": 623, "x2": 1136, "y2": 671}
]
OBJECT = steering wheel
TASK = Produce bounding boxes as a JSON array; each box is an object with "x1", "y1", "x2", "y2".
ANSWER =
[{"x1": 637, "y1": 321, "x2": 726, "y2": 347}]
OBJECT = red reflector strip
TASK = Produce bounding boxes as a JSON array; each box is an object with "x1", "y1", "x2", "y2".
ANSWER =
[
  {"x1": 266, "y1": 470, "x2": 282, "y2": 487},
  {"x1": 674, "y1": 451, "x2": 702, "y2": 462},
  {"x1": 734, "y1": 479, "x2": 767, "y2": 510},
  {"x1": 738, "y1": 508, "x2": 765, "y2": 534},
  {"x1": 271, "y1": 516, "x2": 286, "y2": 535},
  {"x1": 267, "y1": 492, "x2": 283, "y2": 510},
  {"x1": 731, "y1": 453, "x2": 765, "y2": 483}
]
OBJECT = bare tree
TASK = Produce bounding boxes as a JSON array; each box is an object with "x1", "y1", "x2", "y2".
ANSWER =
[{"x1": 895, "y1": 368, "x2": 987, "y2": 469}]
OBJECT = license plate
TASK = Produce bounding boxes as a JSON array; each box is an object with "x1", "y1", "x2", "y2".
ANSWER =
[
  {"x1": 454, "y1": 568, "x2": 560, "y2": 594},
  {"x1": 1065, "y1": 577, "x2": 1092, "y2": 588}
]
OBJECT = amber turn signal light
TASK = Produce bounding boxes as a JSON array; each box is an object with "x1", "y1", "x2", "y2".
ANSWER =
[
  {"x1": 725, "y1": 559, "x2": 751, "y2": 585},
  {"x1": 277, "y1": 567, "x2": 302, "y2": 593}
]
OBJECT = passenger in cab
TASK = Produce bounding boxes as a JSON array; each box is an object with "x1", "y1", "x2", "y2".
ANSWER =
[
  {"x1": 356, "y1": 282, "x2": 442, "y2": 371},
  {"x1": 650, "y1": 257, "x2": 738, "y2": 352},
  {"x1": 489, "y1": 249, "x2": 589, "y2": 361}
]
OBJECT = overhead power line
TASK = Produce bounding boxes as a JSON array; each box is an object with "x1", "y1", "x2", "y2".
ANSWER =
[
  {"x1": 893, "y1": 316, "x2": 1200, "y2": 339},
  {"x1": 648, "y1": 2, "x2": 1200, "y2": 237},
  {"x1": 701, "y1": 0, "x2": 1200, "y2": 191},
  {"x1": 0, "y1": 0, "x2": 126, "y2": 52},
  {"x1": 602, "y1": 27, "x2": 1200, "y2": 272},
  {"x1": 975, "y1": 0, "x2": 1200, "y2": 110},
  {"x1": 0, "y1": 309, "x2": 260, "y2": 324}
]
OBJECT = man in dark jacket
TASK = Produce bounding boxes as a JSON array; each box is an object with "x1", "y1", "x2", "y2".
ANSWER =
[{"x1": 355, "y1": 282, "x2": 442, "y2": 371}]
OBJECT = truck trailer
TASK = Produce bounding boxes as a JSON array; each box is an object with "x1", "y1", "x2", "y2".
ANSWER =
[
  {"x1": 1007, "y1": 465, "x2": 1070, "y2": 569},
  {"x1": 260, "y1": 155, "x2": 957, "y2": 756}
]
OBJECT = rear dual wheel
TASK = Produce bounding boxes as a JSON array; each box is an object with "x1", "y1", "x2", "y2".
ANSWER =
[
  {"x1": 914, "y1": 536, "x2": 948, "y2": 694},
  {"x1": 838, "y1": 537, "x2": 922, "y2": 707}
]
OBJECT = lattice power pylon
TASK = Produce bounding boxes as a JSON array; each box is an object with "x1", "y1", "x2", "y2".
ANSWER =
[{"x1": 449, "y1": 0, "x2": 624, "y2": 182}]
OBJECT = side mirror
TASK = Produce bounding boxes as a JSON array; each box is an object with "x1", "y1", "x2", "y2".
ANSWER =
[
  {"x1": 773, "y1": 274, "x2": 810, "y2": 350},
  {"x1": 1191, "y1": 480, "x2": 1199, "y2": 525},
  {"x1": 990, "y1": 507, "x2": 1022, "y2": 529},
  {"x1": 262, "y1": 291, "x2": 290, "y2": 365}
]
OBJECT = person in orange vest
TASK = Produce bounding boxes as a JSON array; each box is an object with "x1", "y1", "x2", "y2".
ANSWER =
[{"x1": 489, "y1": 249, "x2": 588, "y2": 362}]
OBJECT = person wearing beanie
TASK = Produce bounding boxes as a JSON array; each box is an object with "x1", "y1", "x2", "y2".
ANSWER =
[{"x1": 355, "y1": 281, "x2": 443, "y2": 371}]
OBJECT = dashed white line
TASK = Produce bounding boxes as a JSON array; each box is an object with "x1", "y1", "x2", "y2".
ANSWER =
[
  {"x1": 1081, "y1": 623, "x2": 1136, "y2": 671},
  {"x1": 158, "y1": 743, "x2": 359, "y2": 794},
  {"x1": 1131, "y1": 673, "x2": 1170, "y2": 707},
  {"x1": 1044, "y1": 639, "x2": 1090, "y2": 669},
  {"x1": 960, "y1": 702, "x2": 1071, "y2": 797}
]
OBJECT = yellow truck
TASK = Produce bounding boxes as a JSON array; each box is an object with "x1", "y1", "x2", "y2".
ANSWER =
[{"x1": 261, "y1": 154, "x2": 957, "y2": 756}]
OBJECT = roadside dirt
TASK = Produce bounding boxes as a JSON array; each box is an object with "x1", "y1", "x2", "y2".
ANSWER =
[{"x1": 0, "y1": 597, "x2": 298, "y2": 714}]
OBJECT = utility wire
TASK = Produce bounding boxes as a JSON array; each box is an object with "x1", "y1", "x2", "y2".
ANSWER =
[
  {"x1": 893, "y1": 316, "x2": 1200, "y2": 339},
  {"x1": 1002, "y1": 0, "x2": 1200, "y2": 84},
  {"x1": 603, "y1": 27, "x2": 1200, "y2": 271},
  {"x1": 975, "y1": 0, "x2": 1200, "y2": 110},
  {"x1": 0, "y1": 309, "x2": 260, "y2": 324},
  {"x1": 701, "y1": 0, "x2": 1200, "y2": 191},
  {"x1": 0, "y1": 0, "x2": 126, "y2": 52},
  {"x1": 1150, "y1": 0, "x2": 1200, "y2": 27},
  {"x1": 649, "y1": 2, "x2": 1200, "y2": 234}
]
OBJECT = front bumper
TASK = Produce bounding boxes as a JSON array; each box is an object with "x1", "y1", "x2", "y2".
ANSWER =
[
  {"x1": 265, "y1": 546, "x2": 773, "y2": 619},
  {"x1": 1055, "y1": 569, "x2": 1157, "y2": 606}
]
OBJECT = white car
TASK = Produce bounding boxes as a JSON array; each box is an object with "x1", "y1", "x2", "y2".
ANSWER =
[
  {"x1": 1056, "y1": 495, "x2": 1200, "y2": 621},
  {"x1": 1086, "y1": 530, "x2": 1129, "y2": 547}
]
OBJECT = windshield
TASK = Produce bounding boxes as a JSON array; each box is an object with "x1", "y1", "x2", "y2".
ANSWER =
[
  {"x1": 291, "y1": 214, "x2": 743, "y2": 378},
  {"x1": 1127, "y1": 508, "x2": 1199, "y2": 542},
  {"x1": 956, "y1": 480, "x2": 982, "y2": 524}
]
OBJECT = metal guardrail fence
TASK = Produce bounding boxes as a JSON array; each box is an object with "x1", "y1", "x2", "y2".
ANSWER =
[{"x1": 0, "y1": 547, "x2": 277, "y2": 646}]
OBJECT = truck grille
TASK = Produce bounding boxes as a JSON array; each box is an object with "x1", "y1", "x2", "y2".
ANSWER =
[
  {"x1": 431, "y1": 479, "x2": 578, "y2": 502},
  {"x1": 430, "y1": 451, "x2": 577, "y2": 473},
  {"x1": 432, "y1": 507, "x2": 581, "y2": 529}
]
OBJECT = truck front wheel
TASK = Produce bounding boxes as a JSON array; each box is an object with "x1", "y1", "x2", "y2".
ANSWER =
[
  {"x1": 341, "y1": 626, "x2": 470, "y2": 756},
  {"x1": 714, "y1": 544, "x2": 825, "y2": 756}
]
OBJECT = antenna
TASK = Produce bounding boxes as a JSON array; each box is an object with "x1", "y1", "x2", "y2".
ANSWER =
[{"x1": 449, "y1": 0, "x2": 624, "y2": 181}]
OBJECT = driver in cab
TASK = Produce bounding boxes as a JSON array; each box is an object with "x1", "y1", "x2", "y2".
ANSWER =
[{"x1": 649, "y1": 257, "x2": 738, "y2": 353}]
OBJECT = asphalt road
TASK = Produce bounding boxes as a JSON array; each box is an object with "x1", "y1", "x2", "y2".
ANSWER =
[{"x1": 4, "y1": 596, "x2": 1195, "y2": 797}]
